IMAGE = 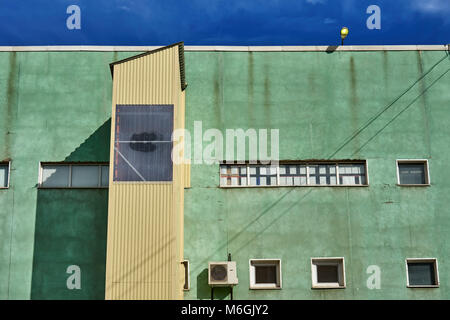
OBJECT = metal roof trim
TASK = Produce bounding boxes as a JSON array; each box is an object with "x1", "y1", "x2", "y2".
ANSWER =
[
  {"x1": 108, "y1": 42, "x2": 187, "y2": 91},
  {"x1": 0, "y1": 44, "x2": 448, "y2": 52}
]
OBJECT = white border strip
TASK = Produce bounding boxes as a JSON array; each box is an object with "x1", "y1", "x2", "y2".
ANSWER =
[{"x1": 0, "y1": 45, "x2": 447, "y2": 52}]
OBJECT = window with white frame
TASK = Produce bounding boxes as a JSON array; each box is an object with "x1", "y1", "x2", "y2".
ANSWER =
[
  {"x1": 397, "y1": 160, "x2": 430, "y2": 185},
  {"x1": 39, "y1": 163, "x2": 109, "y2": 188},
  {"x1": 219, "y1": 162, "x2": 367, "y2": 187},
  {"x1": 311, "y1": 257, "x2": 346, "y2": 289},
  {"x1": 249, "y1": 259, "x2": 282, "y2": 289},
  {"x1": 406, "y1": 258, "x2": 439, "y2": 287},
  {"x1": 0, "y1": 162, "x2": 10, "y2": 189}
]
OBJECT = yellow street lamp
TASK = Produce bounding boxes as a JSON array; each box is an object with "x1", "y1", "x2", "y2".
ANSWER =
[{"x1": 340, "y1": 27, "x2": 349, "y2": 45}]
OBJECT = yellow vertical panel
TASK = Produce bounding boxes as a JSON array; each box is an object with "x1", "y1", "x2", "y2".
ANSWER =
[
  {"x1": 106, "y1": 44, "x2": 185, "y2": 300},
  {"x1": 184, "y1": 164, "x2": 191, "y2": 189}
]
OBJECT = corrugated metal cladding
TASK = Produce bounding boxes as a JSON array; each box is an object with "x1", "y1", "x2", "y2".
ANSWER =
[{"x1": 105, "y1": 43, "x2": 188, "y2": 300}]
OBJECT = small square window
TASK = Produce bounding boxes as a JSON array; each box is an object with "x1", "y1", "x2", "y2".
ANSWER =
[
  {"x1": 397, "y1": 160, "x2": 429, "y2": 185},
  {"x1": 317, "y1": 265, "x2": 339, "y2": 283},
  {"x1": 255, "y1": 265, "x2": 277, "y2": 284},
  {"x1": 311, "y1": 257, "x2": 346, "y2": 289},
  {"x1": 0, "y1": 162, "x2": 10, "y2": 188},
  {"x1": 406, "y1": 258, "x2": 439, "y2": 287},
  {"x1": 249, "y1": 259, "x2": 282, "y2": 289}
]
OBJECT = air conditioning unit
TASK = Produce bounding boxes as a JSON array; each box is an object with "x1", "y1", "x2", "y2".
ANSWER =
[{"x1": 208, "y1": 261, "x2": 238, "y2": 287}]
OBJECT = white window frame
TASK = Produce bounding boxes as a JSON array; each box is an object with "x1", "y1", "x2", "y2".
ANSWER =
[
  {"x1": 220, "y1": 161, "x2": 369, "y2": 188},
  {"x1": 249, "y1": 259, "x2": 282, "y2": 290},
  {"x1": 0, "y1": 161, "x2": 11, "y2": 189},
  {"x1": 39, "y1": 162, "x2": 109, "y2": 189},
  {"x1": 405, "y1": 258, "x2": 439, "y2": 288},
  {"x1": 396, "y1": 159, "x2": 430, "y2": 186},
  {"x1": 311, "y1": 257, "x2": 346, "y2": 289},
  {"x1": 182, "y1": 260, "x2": 190, "y2": 291}
]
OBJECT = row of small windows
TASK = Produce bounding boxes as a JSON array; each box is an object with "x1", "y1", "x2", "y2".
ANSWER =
[
  {"x1": 252, "y1": 258, "x2": 439, "y2": 289},
  {"x1": 188, "y1": 258, "x2": 438, "y2": 290},
  {"x1": 0, "y1": 159, "x2": 431, "y2": 189},
  {"x1": 219, "y1": 160, "x2": 430, "y2": 188},
  {"x1": 0, "y1": 162, "x2": 109, "y2": 189}
]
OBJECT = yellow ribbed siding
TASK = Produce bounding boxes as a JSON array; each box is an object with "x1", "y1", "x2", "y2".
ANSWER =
[
  {"x1": 105, "y1": 44, "x2": 187, "y2": 300},
  {"x1": 184, "y1": 163, "x2": 191, "y2": 189}
]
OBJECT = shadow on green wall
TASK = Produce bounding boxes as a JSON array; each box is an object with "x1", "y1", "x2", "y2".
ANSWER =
[
  {"x1": 30, "y1": 120, "x2": 111, "y2": 300},
  {"x1": 64, "y1": 118, "x2": 111, "y2": 162},
  {"x1": 30, "y1": 189, "x2": 108, "y2": 300},
  {"x1": 196, "y1": 269, "x2": 230, "y2": 300}
]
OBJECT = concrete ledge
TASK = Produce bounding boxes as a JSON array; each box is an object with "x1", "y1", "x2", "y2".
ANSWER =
[{"x1": 0, "y1": 45, "x2": 448, "y2": 52}]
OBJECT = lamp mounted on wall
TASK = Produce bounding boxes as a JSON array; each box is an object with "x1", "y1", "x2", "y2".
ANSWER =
[{"x1": 340, "y1": 27, "x2": 349, "y2": 46}]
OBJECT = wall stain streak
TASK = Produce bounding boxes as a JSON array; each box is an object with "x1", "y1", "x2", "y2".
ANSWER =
[
  {"x1": 417, "y1": 51, "x2": 431, "y2": 157},
  {"x1": 3, "y1": 52, "x2": 19, "y2": 158},
  {"x1": 349, "y1": 56, "x2": 360, "y2": 157},
  {"x1": 248, "y1": 52, "x2": 254, "y2": 127},
  {"x1": 263, "y1": 64, "x2": 270, "y2": 129},
  {"x1": 214, "y1": 53, "x2": 224, "y2": 130},
  {"x1": 382, "y1": 51, "x2": 388, "y2": 87}
]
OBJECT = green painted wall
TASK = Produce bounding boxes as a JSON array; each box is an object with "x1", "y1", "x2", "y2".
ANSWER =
[
  {"x1": 183, "y1": 50, "x2": 450, "y2": 299},
  {"x1": 31, "y1": 189, "x2": 108, "y2": 299},
  {"x1": 0, "y1": 51, "x2": 128, "y2": 299},
  {"x1": 0, "y1": 49, "x2": 449, "y2": 300}
]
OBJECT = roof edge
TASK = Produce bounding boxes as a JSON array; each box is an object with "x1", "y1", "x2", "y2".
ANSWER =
[
  {"x1": 108, "y1": 42, "x2": 186, "y2": 91},
  {"x1": 0, "y1": 44, "x2": 448, "y2": 52}
]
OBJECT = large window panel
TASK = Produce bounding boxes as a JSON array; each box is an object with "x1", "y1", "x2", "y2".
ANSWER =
[
  {"x1": 71, "y1": 166, "x2": 100, "y2": 188},
  {"x1": 41, "y1": 165, "x2": 70, "y2": 188},
  {"x1": 114, "y1": 105, "x2": 173, "y2": 182},
  {"x1": 40, "y1": 164, "x2": 108, "y2": 188}
]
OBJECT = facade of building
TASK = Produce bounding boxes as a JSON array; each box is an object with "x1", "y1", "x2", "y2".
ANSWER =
[{"x1": 0, "y1": 44, "x2": 449, "y2": 299}]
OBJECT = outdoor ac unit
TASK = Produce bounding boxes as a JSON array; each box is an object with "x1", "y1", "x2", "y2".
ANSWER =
[{"x1": 208, "y1": 261, "x2": 238, "y2": 287}]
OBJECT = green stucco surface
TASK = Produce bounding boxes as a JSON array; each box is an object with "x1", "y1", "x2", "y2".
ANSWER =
[
  {"x1": 0, "y1": 52, "x2": 120, "y2": 299},
  {"x1": 0, "y1": 49, "x2": 449, "y2": 299},
  {"x1": 182, "y1": 50, "x2": 450, "y2": 299}
]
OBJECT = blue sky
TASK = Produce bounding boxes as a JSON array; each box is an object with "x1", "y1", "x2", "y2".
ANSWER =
[{"x1": 0, "y1": 0, "x2": 448, "y2": 45}]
